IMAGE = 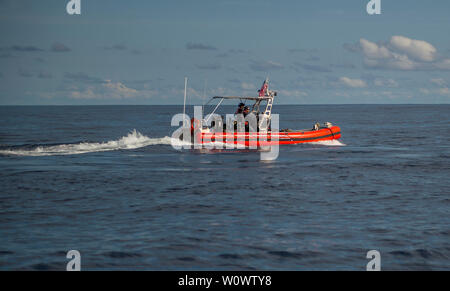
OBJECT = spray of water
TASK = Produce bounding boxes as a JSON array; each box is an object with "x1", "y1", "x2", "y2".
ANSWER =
[
  {"x1": 309, "y1": 139, "x2": 346, "y2": 146},
  {"x1": 0, "y1": 129, "x2": 173, "y2": 156}
]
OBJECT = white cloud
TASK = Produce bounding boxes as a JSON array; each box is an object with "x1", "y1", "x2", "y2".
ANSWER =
[
  {"x1": 419, "y1": 87, "x2": 450, "y2": 96},
  {"x1": 70, "y1": 87, "x2": 96, "y2": 99},
  {"x1": 390, "y1": 35, "x2": 436, "y2": 62},
  {"x1": 360, "y1": 38, "x2": 391, "y2": 59},
  {"x1": 438, "y1": 87, "x2": 450, "y2": 96},
  {"x1": 103, "y1": 80, "x2": 138, "y2": 97},
  {"x1": 357, "y1": 36, "x2": 450, "y2": 70},
  {"x1": 360, "y1": 38, "x2": 415, "y2": 70},
  {"x1": 69, "y1": 81, "x2": 152, "y2": 99},
  {"x1": 339, "y1": 77, "x2": 367, "y2": 88}
]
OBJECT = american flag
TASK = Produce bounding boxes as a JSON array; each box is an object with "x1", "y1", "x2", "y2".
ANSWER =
[{"x1": 258, "y1": 79, "x2": 268, "y2": 97}]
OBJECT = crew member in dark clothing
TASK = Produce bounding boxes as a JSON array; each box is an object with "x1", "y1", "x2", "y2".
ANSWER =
[
  {"x1": 243, "y1": 106, "x2": 250, "y2": 117},
  {"x1": 235, "y1": 102, "x2": 245, "y2": 114}
]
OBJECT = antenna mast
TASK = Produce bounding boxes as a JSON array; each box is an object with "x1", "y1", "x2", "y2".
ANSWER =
[{"x1": 183, "y1": 77, "x2": 187, "y2": 127}]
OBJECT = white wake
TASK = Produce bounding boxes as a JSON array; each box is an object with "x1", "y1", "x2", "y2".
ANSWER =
[
  {"x1": 309, "y1": 139, "x2": 346, "y2": 146},
  {"x1": 0, "y1": 129, "x2": 173, "y2": 156}
]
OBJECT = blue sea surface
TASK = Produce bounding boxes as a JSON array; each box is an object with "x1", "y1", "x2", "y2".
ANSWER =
[{"x1": 0, "y1": 105, "x2": 449, "y2": 270}]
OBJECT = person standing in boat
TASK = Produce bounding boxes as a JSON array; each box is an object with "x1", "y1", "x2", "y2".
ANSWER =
[
  {"x1": 313, "y1": 122, "x2": 320, "y2": 130},
  {"x1": 235, "y1": 102, "x2": 245, "y2": 114},
  {"x1": 243, "y1": 106, "x2": 250, "y2": 117}
]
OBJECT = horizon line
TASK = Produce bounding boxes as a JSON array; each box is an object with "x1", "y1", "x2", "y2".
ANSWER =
[{"x1": 0, "y1": 103, "x2": 449, "y2": 106}]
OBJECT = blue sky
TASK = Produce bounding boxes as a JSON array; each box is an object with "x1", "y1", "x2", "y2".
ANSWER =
[{"x1": 1, "y1": 0, "x2": 450, "y2": 104}]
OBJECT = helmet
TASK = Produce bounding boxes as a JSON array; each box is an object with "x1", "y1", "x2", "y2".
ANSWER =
[
  {"x1": 244, "y1": 106, "x2": 249, "y2": 110},
  {"x1": 239, "y1": 102, "x2": 245, "y2": 107}
]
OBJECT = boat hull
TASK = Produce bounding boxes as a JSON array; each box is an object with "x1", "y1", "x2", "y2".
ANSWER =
[{"x1": 197, "y1": 126, "x2": 341, "y2": 146}]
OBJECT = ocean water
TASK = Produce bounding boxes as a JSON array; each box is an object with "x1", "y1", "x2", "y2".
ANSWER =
[{"x1": 0, "y1": 104, "x2": 448, "y2": 270}]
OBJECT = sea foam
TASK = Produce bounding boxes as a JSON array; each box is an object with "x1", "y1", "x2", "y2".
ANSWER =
[{"x1": 0, "y1": 129, "x2": 173, "y2": 156}]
